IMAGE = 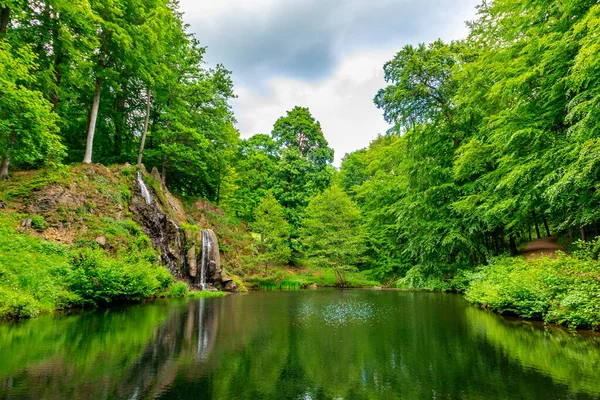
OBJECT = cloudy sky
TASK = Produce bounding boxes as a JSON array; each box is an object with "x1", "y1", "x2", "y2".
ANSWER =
[{"x1": 179, "y1": 0, "x2": 481, "y2": 165}]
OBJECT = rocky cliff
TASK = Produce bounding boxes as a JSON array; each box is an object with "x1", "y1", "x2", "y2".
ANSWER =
[
  {"x1": 130, "y1": 167, "x2": 237, "y2": 292},
  {"x1": 1, "y1": 164, "x2": 238, "y2": 293}
]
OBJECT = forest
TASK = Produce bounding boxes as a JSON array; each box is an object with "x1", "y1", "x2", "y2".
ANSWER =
[{"x1": 2, "y1": 0, "x2": 600, "y2": 329}]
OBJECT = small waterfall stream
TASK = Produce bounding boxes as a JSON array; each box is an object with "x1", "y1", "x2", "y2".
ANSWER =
[
  {"x1": 200, "y1": 230, "x2": 211, "y2": 290},
  {"x1": 137, "y1": 172, "x2": 153, "y2": 205}
]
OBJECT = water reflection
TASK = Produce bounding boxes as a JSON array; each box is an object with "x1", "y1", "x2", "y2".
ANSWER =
[{"x1": 1, "y1": 291, "x2": 600, "y2": 399}]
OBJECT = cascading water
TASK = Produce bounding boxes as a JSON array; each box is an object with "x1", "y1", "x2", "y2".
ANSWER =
[
  {"x1": 200, "y1": 230, "x2": 210, "y2": 290},
  {"x1": 137, "y1": 172, "x2": 153, "y2": 205}
]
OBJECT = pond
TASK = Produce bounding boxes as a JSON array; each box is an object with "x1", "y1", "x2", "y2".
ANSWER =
[{"x1": 1, "y1": 290, "x2": 600, "y2": 399}]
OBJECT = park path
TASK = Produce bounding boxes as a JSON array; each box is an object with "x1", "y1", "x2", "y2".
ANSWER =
[{"x1": 520, "y1": 237, "x2": 566, "y2": 259}]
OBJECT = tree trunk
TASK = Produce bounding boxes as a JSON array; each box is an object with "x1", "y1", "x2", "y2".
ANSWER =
[
  {"x1": 49, "y1": 10, "x2": 63, "y2": 111},
  {"x1": 113, "y1": 90, "x2": 126, "y2": 159},
  {"x1": 532, "y1": 209, "x2": 541, "y2": 239},
  {"x1": 0, "y1": 156, "x2": 9, "y2": 179},
  {"x1": 542, "y1": 215, "x2": 551, "y2": 237},
  {"x1": 137, "y1": 89, "x2": 151, "y2": 165},
  {"x1": 509, "y1": 235, "x2": 518, "y2": 256},
  {"x1": 528, "y1": 224, "x2": 532, "y2": 242},
  {"x1": 581, "y1": 226, "x2": 587, "y2": 242},
  {"x1": 0, "y1": 7, "x2": 9, "y2": 36},
  {"x1": 83, "y1": 79, "x2": 102, "y2": 164}
]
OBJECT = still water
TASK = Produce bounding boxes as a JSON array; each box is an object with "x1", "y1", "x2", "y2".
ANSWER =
[{"x1": 1, "y1": 290, "x2": 600, "y2": 399}]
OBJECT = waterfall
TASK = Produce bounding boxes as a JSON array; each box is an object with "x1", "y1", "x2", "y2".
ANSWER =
[
  {"x1": 137, "y1": 172, "x2": 153, "y2": 205},
  {"x1": 200, "y1": 230, "x2": 210, "y2": 290}
]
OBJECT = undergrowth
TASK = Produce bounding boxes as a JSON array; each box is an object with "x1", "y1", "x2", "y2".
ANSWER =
[
  {"x1": 465, "y1": 254, "x2": 600, "y2": 330},
  {"x1": 0, "y1": 213, "x2": 176, "y2": 320}
]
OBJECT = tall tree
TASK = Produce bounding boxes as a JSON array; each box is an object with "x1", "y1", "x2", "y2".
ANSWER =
[
  {"x1": 0, "y1": 42, "x2": 64, "y2": 178},
  {"x1": 250, "y1": 194, "x2": 291, "y2": 272},
  {"x1": 271, "y1": 107, "x2": 334, "y2": 230},
  {"x1": 301, "y1": 186, "x2": 364, "y2": 286}
]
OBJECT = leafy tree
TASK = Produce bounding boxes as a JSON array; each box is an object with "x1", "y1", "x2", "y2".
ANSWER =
[
  {"x1": 224, "y1": 134, "x2": 279, "y2": 221},
  {"x1": 249, "y1": 194, "x2": 291, "y2": 272},
  {"x1": 271, "y1": 107, "x2": 334, "y2": 230},
  {"x1": 0, "y1": 42, "x2": 64, "y2": 177},
  {"x1": 300, "y1": 186, "x2": 364, "y2": 286}
]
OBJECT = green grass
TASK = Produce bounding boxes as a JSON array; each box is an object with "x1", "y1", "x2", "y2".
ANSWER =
[
  {"x1": 0, "y1": 212, "x2": 177, "y2": 320},
  {"x1": 188, "y1": 291, "x2": 227, "y2": 299},
  {"x1": 0, "y1": 214, "x2": 74, "y2": 319},
  {"x1": 246, "y1": 267, "x2": 380, "y2": 290},
  {"x1": 465, "y1": 255, "x2": 600, "y2": 330}
]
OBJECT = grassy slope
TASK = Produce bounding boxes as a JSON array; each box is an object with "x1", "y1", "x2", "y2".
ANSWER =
[{"x1": 0, "y1": 165, "x2": 219, "y2": 320}]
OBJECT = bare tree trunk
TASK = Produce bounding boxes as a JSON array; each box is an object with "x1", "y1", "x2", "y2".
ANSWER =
[
  {"x1": 532, "y1": 209, "x2": 541, "y2": 239},
  {"x1": 0, "y1": 156, "x2": 9, "y2": 179},
  {"x1": 137, "y1": 89, "x2": 151, "y2": 165},
  {"x1": 49, "y1": 9, "x2": 63, "y2": 111},
  {"x1": 83, "y1": 79, "x2": 102, "y2": 164},
  {"x1": 113, "y1": 93, "x2": 125, "y2": 159},
  {"x1": 0, "y1": 7, "x2": 9, "y2": 36},
  {"x1": 542, "y1": 215, "x2": 551, "y2": 237},
  {"x1": 581, "y1": 226, "x2": 587, "y2": 242},
  {"x1": 509, "y1": 235, "x2": 518, "y2": 256}
]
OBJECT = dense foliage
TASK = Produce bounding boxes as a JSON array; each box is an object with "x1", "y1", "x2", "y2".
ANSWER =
[
  {"x1": 338, "y1": 0, "x2": 600, "y2": 293},
  {"x1": 3, "y1": 0, "x2": 600, "y2": 327},
  {"x1": 0, "y1": 0, "x2": 236, "y2": 199}
]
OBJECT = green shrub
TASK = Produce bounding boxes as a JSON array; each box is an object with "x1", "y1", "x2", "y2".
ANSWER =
[
  {"x1": 30, "y1": 215, "x2": 49, "y2": 231},
  {"x1": 396, "y1": 266, "x2": 452, "y2": 291},
  {"x1": 68, "y1": 248, "x2": 172, "y2": 305},
  {"x1": 168, "y1": 281, "x2": 189, "y2": 297},
  {"x1": 0, "y1": 288, "x2": 42, "y2": 320},
  {"x1": 466, "y1": 255, "x2": 600, "y2": 329},
  {"x1": 230, "y1": 275, "x2": 248, "y2": 292},
  {"x1": 573, "y1": 237, "x2": 600, "y2": 261}
]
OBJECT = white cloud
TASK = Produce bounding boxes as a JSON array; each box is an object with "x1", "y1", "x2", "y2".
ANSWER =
[
  {"x1": 232, "y1": 49, "x2": 393, "y2": 166},
  {"x1": 178, "y1": 0, "x2": 481, "y2": 166}
]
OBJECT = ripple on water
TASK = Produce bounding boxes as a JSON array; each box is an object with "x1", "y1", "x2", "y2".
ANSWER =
[{"x1": 295, "y1": 299, "x2": 383, "y2": 327}]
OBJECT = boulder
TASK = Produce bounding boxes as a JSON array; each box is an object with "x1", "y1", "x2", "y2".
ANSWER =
[
  {"x1": 222, "y1": 279, "x2": 238, "y2": 293},
  {"x1": 150, "y1": 167, "x2": 161, "y2": 183},
  {"x1": 96, "y1": 236, "x2": 107, "y2": 247},
  {"x1": 20, "y1": 218, "x2": 32, "y2": 232}
]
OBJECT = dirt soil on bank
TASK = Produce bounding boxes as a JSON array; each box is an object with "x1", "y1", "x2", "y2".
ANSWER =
[{"x1": 520, "y1": 237, "x2": 567, "y2": 259}]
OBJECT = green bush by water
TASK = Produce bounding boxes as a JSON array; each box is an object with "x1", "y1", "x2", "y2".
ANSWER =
[
  {"x1": 465, "y1": 255, "x2": 600, "y2": 330},
  {"x1": 0, "y1": 214, "x2": 177, "y2": 320},
  {"x1": 168, "y1": 281, "x2": 190, "y2": 297}
]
